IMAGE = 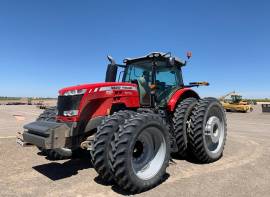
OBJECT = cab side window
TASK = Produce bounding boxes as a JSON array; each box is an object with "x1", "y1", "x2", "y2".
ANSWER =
[
  {"x1": 155, "y1": 70, "x2": 179, "y2": 104},
  {"x1": 156, "y1": 70, "x2": 178, "y2": 88}
]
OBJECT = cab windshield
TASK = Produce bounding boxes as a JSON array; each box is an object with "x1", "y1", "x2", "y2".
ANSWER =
[
  {"x1": 123, "y1": 64, "x2": 152, "y2": 85},
  {"x1": 123, "y1": 60, "x2": 182, "y2": 86}
]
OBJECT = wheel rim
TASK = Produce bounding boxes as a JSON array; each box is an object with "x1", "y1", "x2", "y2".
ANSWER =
[
  {"x1": 204, "y1": 116, "x2": 225, "y2": 154},
  {"x1": 132, "y1": 127, "x2": 166, "y2": 180}
]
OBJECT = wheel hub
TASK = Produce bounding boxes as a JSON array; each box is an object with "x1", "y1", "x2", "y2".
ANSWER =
[
  {"x1": 133, "y1": 141, "x2": 144, "y2": 160},
  {"x1": 204, "y1": 115, "x2": 225, "y2": 153},
  {"x1": 205, "y1": 116, "x2": 221, "y2": 143},
  {"x1": 132, "y1": 127, "x2": 166, "y2": 180}
]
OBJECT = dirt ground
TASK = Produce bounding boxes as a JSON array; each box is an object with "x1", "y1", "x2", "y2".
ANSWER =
[{"x1": 0, "y1": 105, "x2": 270, "y2": 197}]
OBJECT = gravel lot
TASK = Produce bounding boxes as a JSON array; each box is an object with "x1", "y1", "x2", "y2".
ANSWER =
[{"x1": 0, "y1": 105, "x2": 270, "y2": 197}]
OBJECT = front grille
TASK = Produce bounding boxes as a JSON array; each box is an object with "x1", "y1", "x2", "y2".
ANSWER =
[{"x1": 57, "y1": 95, "x2": 83, "y2": 116}]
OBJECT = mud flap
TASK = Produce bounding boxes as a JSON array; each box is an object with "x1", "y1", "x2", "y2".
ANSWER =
[{"x1": 23, "y1": 121, "x2": 71, "y2": 149}]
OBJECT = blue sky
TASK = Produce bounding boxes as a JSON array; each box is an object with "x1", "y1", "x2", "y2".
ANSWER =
[{"x1": 0, "y1": 0, "x2": 269, "y2": 98}]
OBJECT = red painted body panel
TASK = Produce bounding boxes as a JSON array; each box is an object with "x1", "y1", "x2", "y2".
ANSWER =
[
  {"x1": 58, "y1": 82, "x2": 138, "y2": 95},
  {"x1": 57, "y1": 82, "x2": 140, "y2": 122},
  {"x1": 167, "y1": 88, "x2": 199, "y2": 112},
  {"x1": 56, "y1": 82, "x2": 199, "y2": 122}
]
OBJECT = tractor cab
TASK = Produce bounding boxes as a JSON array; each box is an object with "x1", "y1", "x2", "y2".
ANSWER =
[
  {"x1": 230, "y1": 94, "x2": 243, "y2": 103},
  {"x1": 106, "y1": 52, "x2": 186, "y2": 107},
  {"x1": 230, "y1": 93, "x2": 248, "y2": 105}
]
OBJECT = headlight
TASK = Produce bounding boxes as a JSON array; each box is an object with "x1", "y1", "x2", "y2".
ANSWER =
[
  {"x1": 63, "y1": 110, "x2": 79, "y2": 116},
  {"x1": 63, "y1": 89, "x2": 86, "y2": 96}
]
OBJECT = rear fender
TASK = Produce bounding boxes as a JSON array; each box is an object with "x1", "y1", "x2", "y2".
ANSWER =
[{"x1": 167, "y1": 88, "x2": 200, "y2": 112}]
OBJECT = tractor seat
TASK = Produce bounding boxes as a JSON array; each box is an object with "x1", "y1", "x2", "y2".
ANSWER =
[{"x1": 137, "y1": 77, "x2": 150, "y2": 106}]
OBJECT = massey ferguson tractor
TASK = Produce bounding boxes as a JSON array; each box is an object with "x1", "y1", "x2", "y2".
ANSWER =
[{"x1": 22, "y1": 52, "x2": 227, "y2": 193}]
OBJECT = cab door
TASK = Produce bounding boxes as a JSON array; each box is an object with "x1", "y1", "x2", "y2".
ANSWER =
[{"x1": 155, "y1": 68, "x2": 182, "y2": 106}]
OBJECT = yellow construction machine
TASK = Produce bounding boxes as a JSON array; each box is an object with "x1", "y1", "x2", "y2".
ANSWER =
[{"x1": 219, "y1": 91, "x2": 253, "y2": 112}]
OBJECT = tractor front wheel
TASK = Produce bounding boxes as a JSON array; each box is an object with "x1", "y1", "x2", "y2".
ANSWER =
[
  {"x1": 91, "y1": 110, "x2": 135, "y2": 183},
  {"x1": 112, "y1": 113, "x2": 170, "y2": 193}
]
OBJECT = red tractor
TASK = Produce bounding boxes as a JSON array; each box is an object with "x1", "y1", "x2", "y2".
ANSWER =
[{"x1": 22, "y1": 52, "x2": 227, "y2": 193}]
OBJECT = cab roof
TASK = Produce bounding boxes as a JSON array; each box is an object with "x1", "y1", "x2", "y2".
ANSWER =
[{"x1": 123, "y1": 52, "x2": 186, "y2": 67}]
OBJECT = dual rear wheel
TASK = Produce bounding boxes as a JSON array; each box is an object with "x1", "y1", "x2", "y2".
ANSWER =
[
  {"x1": 173, "y1": 97, "x2": 227, "y2": 162},
  {"x1": 188, "y1": 98, "x2": 227, "y2": 162}
]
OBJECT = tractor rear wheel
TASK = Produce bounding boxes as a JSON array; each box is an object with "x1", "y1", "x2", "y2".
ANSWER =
[
  {"x1": 173, "y1": 97, "x2": 198, "y2": 157},
  {"x1": 188, "y1": 98, "x2": 227, "y2": 163},
  {"x1": 36, "y1": 107, "x2": 72, "y2": 160},
  {"x1": 91, "y1": 110, "x2": 135, "y2": 183},
  {"x1": 112, "y1": 113, "x2": 170, "y2": 193}
]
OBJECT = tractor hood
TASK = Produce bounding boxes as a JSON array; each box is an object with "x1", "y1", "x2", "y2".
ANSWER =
[{"x1": 58, "y1": 82, "x2": 137, "y2": 95}]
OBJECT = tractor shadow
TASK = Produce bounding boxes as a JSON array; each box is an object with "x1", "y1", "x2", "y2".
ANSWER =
[
  {"x1": 171, "y1": 153, "x2": 216, "y2": 165},
  {"x1": 33, "y1": 152, "x2": 92, "y2": 181}
]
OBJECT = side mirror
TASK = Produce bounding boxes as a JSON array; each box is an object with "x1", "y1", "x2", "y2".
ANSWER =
[{"x1": 169, "y1": 57, "x2": 175, "y2": 65}]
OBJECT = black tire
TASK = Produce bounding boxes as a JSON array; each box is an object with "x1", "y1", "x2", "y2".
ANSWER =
[
  {"x1": 39, "y1": 148, "x2": 72, "y2": 160},
  {"x1": 112, "y1": 113, "x2": 170, "y2": 193},
  {"x1": 91, "y1": 110, "x2": 135, "y2": 183},
  {"x1": 172, "y1": 98, "x2": 198, "y2": 157},
  {"x1": 36, "y1": 107, "x2": 72, "y2": 160},
  {"x1": 188, "y1": 98, "x2": 227, "y2": 163},
  {"x1": 36, "y1": 107, "x2": 57, "y2": 122}
]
